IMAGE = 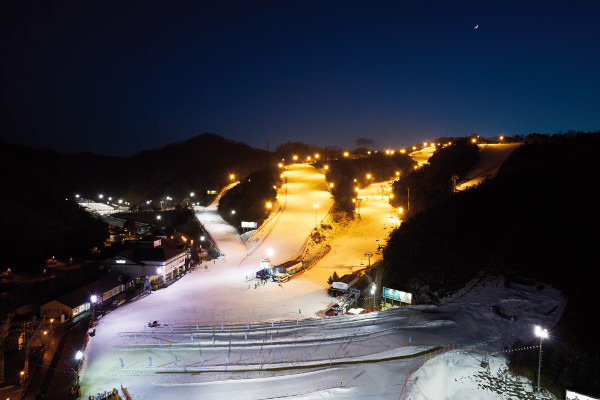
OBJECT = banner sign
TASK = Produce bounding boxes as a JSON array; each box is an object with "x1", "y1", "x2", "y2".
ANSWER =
[
  {"x1": 241, "y1": 221, "x2": 257, "y2": 229},
  {"x1": 383, "y1": 287, "x2": 412, "y2": 304},
  {"x1": 566, "y1": 390, "x2": 599, "y2": 400}
]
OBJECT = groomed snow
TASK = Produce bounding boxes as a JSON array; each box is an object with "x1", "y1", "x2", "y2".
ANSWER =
[{"x1": 79, "y1": 162, "x2": 563, "y2": 400}]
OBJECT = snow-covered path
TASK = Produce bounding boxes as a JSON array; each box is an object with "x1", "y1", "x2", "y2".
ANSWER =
[{"x1": 194, "y1": 181, "x2": 247, "y2": 258}]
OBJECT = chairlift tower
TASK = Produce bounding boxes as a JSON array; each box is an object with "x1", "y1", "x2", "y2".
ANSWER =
[
  {"x1": 364, "y1": 252, "x2": 373, "y2": 268},
  {"x1": 451, "y1": 174, "x2": 459, "y2": 192}
]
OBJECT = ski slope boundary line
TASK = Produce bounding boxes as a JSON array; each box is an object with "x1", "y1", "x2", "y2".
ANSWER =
[{"x1": 154, "y1": 346, "x2": 441, "y2": 374}]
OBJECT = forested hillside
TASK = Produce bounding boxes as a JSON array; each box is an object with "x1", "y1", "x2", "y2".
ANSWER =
[
  {"x1": 218, "y1": 167, "x2": 281, "y2": 233},
  {"x1": 320, "y1": 152, "x2": 415, "y2": 213},
  {"x1": 0, "y1": 133, "x2": 275, "y2": 271},
  {"x1": 379, "y1": 131, "x2": 600, "y2": 396},
  {"x1": 391, "y1": 138, "x2": 480, "y2": 217}
]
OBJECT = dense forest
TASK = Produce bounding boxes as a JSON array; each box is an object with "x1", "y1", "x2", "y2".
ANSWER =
[
  {"x1": 0, "y1": 167, "x2": 108, "y2": 272},
  {"x1": 318, "y1": 151, "x2": 416, "y2": 213},
  {"x1": 378, "y1": 131, "x2": 600, "y2": 396},
  {"x1": 218, "y1": 167, "x2": 281, "y2": 233},
  {"x1": 390, "y1": 138, "x2": 480, "y2": 216}
]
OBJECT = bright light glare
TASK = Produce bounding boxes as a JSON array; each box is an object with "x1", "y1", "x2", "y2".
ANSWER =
[
  {"x1": 75, "y1": 350, "x2": 83, "y2": 360},
  {"x1": 90, "y1": 295, "x2": 97, "y2": 304},
  {"x1": 534, "y1": 325, "x2": 548, "y2": 339}
]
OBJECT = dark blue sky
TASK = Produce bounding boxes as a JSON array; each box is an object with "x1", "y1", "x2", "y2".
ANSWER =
[{"x1": 2, "y1": 1, "x2": 599, "y2": 156}]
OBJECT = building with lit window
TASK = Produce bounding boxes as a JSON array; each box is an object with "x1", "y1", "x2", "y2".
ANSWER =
[
  {"x1": 40, "y1": 272, "x2": 131, "y2": 322},
  {"x1": 101, "y1": 236, "x2": 190, "y2": 287}
]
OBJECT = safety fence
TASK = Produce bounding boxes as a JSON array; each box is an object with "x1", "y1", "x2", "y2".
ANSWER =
[{"x1": 396, "y1": 342, "x2": 543, "y2": 400}]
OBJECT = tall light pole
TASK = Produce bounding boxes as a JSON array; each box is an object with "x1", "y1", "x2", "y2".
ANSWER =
[
  {"x1": 371, "y1": 283, "x2": 376, "y2": 309},
  {"x1": 74, "y1": 350, "x2": 83, "y2": 388},
  {"x1": 534, "y1": 325, "x2": 548, "y2": 392},
  {"x1": 90, "y1": 295, "x2": 97, "y2": 326}
]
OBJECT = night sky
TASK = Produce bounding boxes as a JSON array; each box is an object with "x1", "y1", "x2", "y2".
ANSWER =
[{"x1": 2, "y1": 1, "x2": 599, "y2": 156}]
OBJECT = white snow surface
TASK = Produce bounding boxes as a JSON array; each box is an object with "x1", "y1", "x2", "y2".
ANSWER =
[
  {"x1": 79, "y1": 163, "x2": 563, "y2": 400},
  {"x1": 403, "y1": 349, "x2": 556, "y2": 400}
]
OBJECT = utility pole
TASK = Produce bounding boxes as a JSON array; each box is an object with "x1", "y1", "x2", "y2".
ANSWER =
[
  {"x1": 407, "y1": 188, "x2": 410, "y2": 212},
  {"x1": 534, "y1": 326, "x2": 548, "y2": 392},
  {"x1": 266, "y1": 140, "x2": 270, "y2": 152}
]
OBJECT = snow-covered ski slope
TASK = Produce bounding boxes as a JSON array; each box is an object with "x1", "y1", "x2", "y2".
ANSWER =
[
  {"x1": 302, "y1": 179, "x2": 399, "y2": 287},
  {"x1": 456, "y1": 143, "x2": 521, "y2": 191},
  {"x1": 79, "y1": 162, "x2": 563, "y2": 400}
]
